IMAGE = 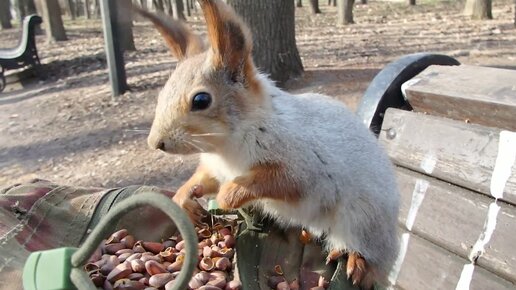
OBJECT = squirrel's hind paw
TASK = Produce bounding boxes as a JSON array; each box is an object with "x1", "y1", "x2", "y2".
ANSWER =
[{"x1": 346, "y1": 252, "x2": 376, "y2": 290}]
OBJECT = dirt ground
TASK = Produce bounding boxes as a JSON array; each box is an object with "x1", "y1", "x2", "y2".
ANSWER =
[{"x1": 1, "y1": 0, "x2": 515, "y2": 191}]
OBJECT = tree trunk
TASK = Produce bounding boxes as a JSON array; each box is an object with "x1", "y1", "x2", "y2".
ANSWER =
[
  {"x1": 337, "y1": 0, "x2": 354, "y2": 24},
  {"x1": 172, "y1": 0, "x2": 185, "y2": 20},
  {"x1": 164, "y1": 0, "x2": 173, "y2": 15},
  {"x1": 115, "y1": 0, "x2": 136, "y2": 51},
  {"x1": 66, "y1": 0, "x2": 76, "y2": 20},
  {"x1": 227, "y1": 0, "x2": 303, "y2": 85},
  {"x1": 309, "y1": 0, "x2": 321, "y2": 13},
  {"x1": 361, "y1": 0, "x2": 367, "y2": 4},
  {"x1": 185, "y1": 0, "x2": 191, "y2": 16},
  {"x1": 75, "y1": 0, "x2": 82, "y2": 17},
  {"x1": 464, "y1": 0, "x2": 492, "y2": 19},
  {"x1": 0, "y1": 0, "x2": 13, "y2": 29},
  {"x1": 40, "y1": 0, "x2": 68, "y2": 42},
  {"x1": 92, "y1": 0, "x2": 101, "y2": 18},
  {"x1": 297, "y1": 0, "x2": 302, "y2": 8},
  {"x1": 153, "y1": 0, "x2": 165, "y2": 12},
  {"x1": 84, "y1": 0, "x2": 91, "y2": 19},
  {"x1": 16, "y1": 0, "x2": 27, "y2": 21},
  {"x1": 409, "y1": 0, "x2": 416, "y2": 5},
  {"x1": 332, "y1": 0, "x2": 337, "y2": 6},
  {"x1": 26, "y1": 0, "x2": 38, "y2": 14}
]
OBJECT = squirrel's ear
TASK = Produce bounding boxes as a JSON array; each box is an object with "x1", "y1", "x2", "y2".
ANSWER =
[
  {"x1": 133, "y1": 6, "x2": 204, "y2": 60},
  {"x1": 199, "y1": 0, "x2": 259, "y2": 90}
]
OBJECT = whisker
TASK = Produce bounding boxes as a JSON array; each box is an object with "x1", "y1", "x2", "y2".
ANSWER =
[
  {"x1": 184, "y1": 140, "x2": 205, "y2": 153},
  {"x1": 190, "y1": 133, "x2": 226, "y2": 137},
  {"x1": 183, "y1": 142, "x2": 197, "y2": 152},
  {"x1": 124, "y1": 129, "x2": 150, "y2": 133},
  {"x1": 190, "y1": 138, "x2": 215, "y2": 149}
]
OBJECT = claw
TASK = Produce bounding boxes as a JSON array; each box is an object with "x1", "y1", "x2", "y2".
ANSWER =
[
  {"x1": 346, "y1": 252, "x2": 368, "y2": 289},
  {"x1": 190, "y1": 184, "x2": 204, "y2": 198},
  {"x1": 326, "y1": 249, "x2": 344, "y2": 265}
]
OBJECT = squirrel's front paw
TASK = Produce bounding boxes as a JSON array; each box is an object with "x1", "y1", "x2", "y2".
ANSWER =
[
  {"x1": 181, "y1": 199, "x2": 206, "y2": 225},
  {"x1": 216, "y1": 181, "x2": 250, "y2": 210},
  {"x1": 173, "y1": 185, "x2": 206, "y2": 224}
]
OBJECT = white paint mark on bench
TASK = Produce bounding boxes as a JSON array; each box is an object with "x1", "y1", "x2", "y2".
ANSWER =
[
  {"x1": 490, "y1": 130, "x2": 516, "y2": 199},
  {"x1": 388, "y1": 232, "x2": 410, "y2": 288},
  {"x1": 405, "y1": 179, "x2": 429, "y2": 231},
  {"x1": 455, "y1": 130, "x2": 516, "y2": 290},
  {"x1": 401, "y1": 78, "x2": 421, "y2": 100},
  {"x1": 455, "y1": 263, "x2": 475, "y2": 290},
  {"x1": 469, "y1": 202, "x2": 501, "y2": 262},
  {"x1": 420, "y1": 152, "x2": 437, "y2": 174}
]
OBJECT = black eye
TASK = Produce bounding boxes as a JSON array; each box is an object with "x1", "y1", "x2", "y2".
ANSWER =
[{"x1": 191, "y1": 92, "x2": 212, "y2": 111}]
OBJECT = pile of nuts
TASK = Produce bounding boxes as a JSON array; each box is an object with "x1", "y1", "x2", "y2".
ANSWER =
[
  {"x1": 267, "y1": 265, "x2": 329, "y2": 290},
  {"x1": 86, "y1": 222, "x2": 241, "y2": 290}
]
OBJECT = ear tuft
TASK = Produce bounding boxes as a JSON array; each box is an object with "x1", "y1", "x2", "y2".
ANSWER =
[
  {"x1": 133, "y1": 5, "x2": 204, "y2": 60},
  {"x1": 198, "y1": 0, "x2": 258, "y2": 89}
]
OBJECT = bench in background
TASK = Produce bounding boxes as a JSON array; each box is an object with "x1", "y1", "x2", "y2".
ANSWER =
[
  {"x1": 0, "y1": 14, "x2": 42, "y2": 92},
  {"x1": 357, "y1": 53, "x2": 516, "y2": 290}
]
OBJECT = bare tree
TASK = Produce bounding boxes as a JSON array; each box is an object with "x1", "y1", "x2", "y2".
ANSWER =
[
  {"x1": 92, "y1": 0, "x2": 101, "y2": 18},
  {"x1": 328, "y1": 0, "x2": 336, "y2": 6},
  {"x1": 409, "y1": 0, "x2": 416, "y2": 5},
  {"x1": 0, "y1": 0, "x2": 13, "y2": 29},
  {"x1": 297, "y1": 0, "x2": 302, "y2": 7},
  {"x1": 153, "y1": 0, "x2": 165, "y2": 12},
  {"x1": 164, "y1": 0, "x2": 173, "y2": 14},
  {"x1": 337, "y1": 0, "x2": 354, "y2": 24},
  {"x1": 66, "y1": 0, "x2": 76, "y2": 20},
  {"x1": 40, "y1": 0, "x2": 68, "y2": 42},
  {"x1": 227, "y1": 0, "x2": 303, "y2": 85},
  {"x1": 185, "y1": 0, "x2": 191, "y2": 16},
  {"x1": 84, "y1": 0, "x2": 91, "y2": 19},
  {"x1": 309, "y1": 0, "x2": 321, "y2": 13},
  {"x1": 172, "y1": 0, "x2": 185, "y2": 20},
  {"x1": 464, "y1": 0, "x2": 492, "y2": 19},
  {"x1": 115, "y1": 0, "x2": 136, "y2": 51},
  {"x1": 15, "y1": 0, "x2": 27, "y2": 21},
  {"x1": 26, "y1": 0, "x2": 37, "y2": 14}
]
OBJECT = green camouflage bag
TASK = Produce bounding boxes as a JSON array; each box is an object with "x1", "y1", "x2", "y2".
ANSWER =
[{"x1": 0, "y1": 180, "x2": 357, "y2": 290}]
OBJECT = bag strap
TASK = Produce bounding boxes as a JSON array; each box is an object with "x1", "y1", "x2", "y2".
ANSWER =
[{"x1": 23, "y1": 192, "x2": 198, "y2": 290}]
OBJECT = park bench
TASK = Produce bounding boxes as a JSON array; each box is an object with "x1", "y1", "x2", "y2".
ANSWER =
[
  {"x1": 0, "y1": 14, "x2": 42, "y2": 92},
  {"x1": 356, "y1": 53, "x2": 516, "y2": 289}
]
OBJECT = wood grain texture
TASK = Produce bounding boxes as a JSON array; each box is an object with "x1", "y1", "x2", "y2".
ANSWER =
[
  {"x1": 395, "y1": 167, "x2": 516, "y2": 283},
  {"x1": 395, "y1": 231, "x2": 515, "y2": 290},
  {"x1": 380, "y1": 108, "x2": 516, "y2": 205},
  {"x1": 403, "y1": 65, "x2": 516, "y2": 131}
]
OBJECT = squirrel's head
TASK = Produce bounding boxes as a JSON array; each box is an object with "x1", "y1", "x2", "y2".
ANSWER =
[{"x1": 139, "y1": 0, "x2": 267, "y2": 155}]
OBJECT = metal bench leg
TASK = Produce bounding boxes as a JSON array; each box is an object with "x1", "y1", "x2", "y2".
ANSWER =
[{"x1": 0, "y1": 66, "x2": 5, "y2": 92}]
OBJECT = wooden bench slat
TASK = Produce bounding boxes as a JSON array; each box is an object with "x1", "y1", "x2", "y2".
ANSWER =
[
  {"x1": 395, "y1": 167, "x2": 516, "y2": 283},
  {"x1": 403, "y1": 65, "x2": 516, "y2": 131},
  {"x1": 395, "y1": 231, "x2": 515, "y2": 290},
  {"x1": 380, "y1": 108, "x2": 516, "y2": 206}
]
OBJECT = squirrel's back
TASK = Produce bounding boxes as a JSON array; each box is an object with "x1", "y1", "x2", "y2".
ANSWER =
[{"x1": 264, "y1": 90, "x2": 400, "y2": 277}]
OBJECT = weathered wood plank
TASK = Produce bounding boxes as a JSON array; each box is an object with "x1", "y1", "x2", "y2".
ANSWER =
[
  {"x1": 395, "y1": 167, "x2": 516, "y2": 283},
  {"x1": 403, "y1": 65, "x2": 516, "y2": 131},
  {"x1": 394, "y1": 231, "x2": 515, "y2": 290},
  {"x1": 380, "y1": 108, "x2": 516, "y2": 205}
]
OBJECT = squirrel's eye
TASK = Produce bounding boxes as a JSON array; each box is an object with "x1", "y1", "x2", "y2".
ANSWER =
[{"x1": 191, "y1": 92, "x2": 212, "y2": 111}]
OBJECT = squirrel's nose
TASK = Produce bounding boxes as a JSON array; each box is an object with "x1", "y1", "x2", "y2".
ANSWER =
[
  {"x1": 148, "y1": 133, "x2": 166, "y2": 151},
  {"x1": 156, "y1": 141, "x2": 165, "y2": 151}
]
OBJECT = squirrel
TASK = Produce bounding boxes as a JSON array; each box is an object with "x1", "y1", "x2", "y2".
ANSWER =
[{"x1": 137, "y1": 1, "x2": 400, "y2": 288}]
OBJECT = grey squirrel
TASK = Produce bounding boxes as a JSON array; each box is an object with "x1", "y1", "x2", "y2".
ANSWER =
[{"x1": 138, "y1": 1, "x2": 400, "y2": 288}]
